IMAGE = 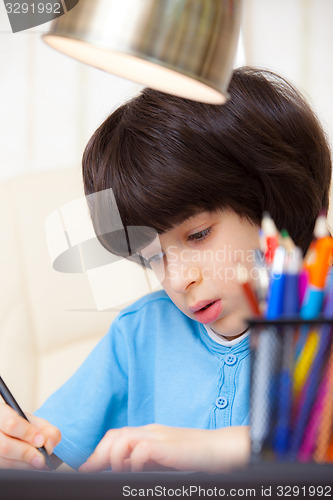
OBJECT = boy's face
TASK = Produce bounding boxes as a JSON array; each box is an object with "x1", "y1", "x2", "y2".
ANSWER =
[{"x1": 147, "y1": 210, "x2": 260, "y2": 339}]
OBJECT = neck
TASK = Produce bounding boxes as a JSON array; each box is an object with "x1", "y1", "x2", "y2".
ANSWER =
[{"x1": 213, "y1": 327, "x2": 249, "y2": 342}]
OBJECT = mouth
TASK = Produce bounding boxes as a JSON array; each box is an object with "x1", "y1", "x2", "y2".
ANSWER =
[
  {"x1": 189, "y1": 300, "x2": 217, "y2": 313},
  {"x1": 190, "y1": 299, "x2": 222, "y2": 324}
]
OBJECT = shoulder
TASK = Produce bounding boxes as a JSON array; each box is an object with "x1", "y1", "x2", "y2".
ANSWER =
[
  {"x1": 112, "y1": 290, "x2": 193, "y2": 334},
  {"x1": 119, "y1": 290, "x2": 173, "y2": 317},
  {"x1": 115, "y1": 290, "x2": 183, "y2": 321}
]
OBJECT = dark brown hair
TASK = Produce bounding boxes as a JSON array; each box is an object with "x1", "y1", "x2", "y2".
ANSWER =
[{"x1": 82, "y1": 66, "x2": 331, "y2": 255}]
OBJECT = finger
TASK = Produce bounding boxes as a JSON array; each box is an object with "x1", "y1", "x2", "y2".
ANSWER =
[
  {"x1": 0, "y1": 406, "x2": 46, "y2": 449},
  {"x1": 79, "y1": 428, "x2": 121, "y2": 473},
  {"x1": 130, "y1": 439, "x2": 193, "y2": 472},
  {"x1": 108, "y1": 432, "x2": 134, "y2": 472},
  {"x1": 0, "y1": 456, "x2": 36, "y2": 471},
  {"x1": 0, "y1": 433, "x2": 49, "y2": 469},
  {"x1": 108, "y1": 427, "x2": 162, "y2": 472},
  {"x1": 79, "y1": 425, "x2": 165, "y2": 473},
  {"x1": 28, "y1": 414, "x2": 61, "y2": 454},
  {"x1": 129, "y1": 440, "x2": 152, "y2": 472}
]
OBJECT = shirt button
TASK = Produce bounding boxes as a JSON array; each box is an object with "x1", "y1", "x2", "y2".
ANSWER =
[
  {"x1": 215, "y1": 396, "x2": 228, "y2": 409},
  {"x1": 224, "y1": 354, "x2": 237, "y2": 366}
]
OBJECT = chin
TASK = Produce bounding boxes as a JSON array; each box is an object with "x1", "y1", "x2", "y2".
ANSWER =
[{"x1": 212, "y1": 315, "x2": 248, "y2": 338}]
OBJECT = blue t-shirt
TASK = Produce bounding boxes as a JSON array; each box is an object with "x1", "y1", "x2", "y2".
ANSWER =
[{"x1": 35, "y1": 290, "x2": 251, "y2": 469}]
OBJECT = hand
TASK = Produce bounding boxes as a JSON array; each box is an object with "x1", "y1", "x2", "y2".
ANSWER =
[
  {"x1": 0, "y1": 403, "x2": 61, "y2": 470},
  {"x1": 79, "y1": 424, "x2": 250, "y2": 474}
]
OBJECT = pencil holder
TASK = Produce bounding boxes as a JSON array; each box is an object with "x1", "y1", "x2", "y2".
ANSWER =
[{"x1": 248, "y1": 318, "x2": 333, "y2": 464}]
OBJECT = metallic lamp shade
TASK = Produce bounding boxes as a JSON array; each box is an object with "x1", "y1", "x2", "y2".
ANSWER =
[{"x1": 43, "y1": 0, "x2": 242, "y2": 104}]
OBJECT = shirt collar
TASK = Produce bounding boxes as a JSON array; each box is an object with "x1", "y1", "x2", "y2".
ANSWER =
[{"x1": 204, "y1": 325, "x2": 250, "y2": 347}]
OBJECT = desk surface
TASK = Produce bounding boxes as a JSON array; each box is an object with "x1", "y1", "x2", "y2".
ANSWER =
[{"x1": 0, "y1": 463, "x2": 333, "y2": 500}]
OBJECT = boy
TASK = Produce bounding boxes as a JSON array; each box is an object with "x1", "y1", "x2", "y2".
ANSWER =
[{"x1": 0, "y1": 67, "x2": 330, "y2": 472}]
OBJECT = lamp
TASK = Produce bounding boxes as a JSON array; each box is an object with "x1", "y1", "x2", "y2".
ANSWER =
[{"x1": 43, "y1": 0, "x2": 242, "y2": 104}]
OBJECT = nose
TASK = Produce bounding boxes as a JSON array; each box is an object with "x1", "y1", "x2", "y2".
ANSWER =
[{"x1": 166, "y1": 253, "x2": 201, "y2": 293}]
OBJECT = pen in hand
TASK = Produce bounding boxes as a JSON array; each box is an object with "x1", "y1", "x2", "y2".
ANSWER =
[{"x1": 0, "y1": 375, "x2": 54, "y2": 470}]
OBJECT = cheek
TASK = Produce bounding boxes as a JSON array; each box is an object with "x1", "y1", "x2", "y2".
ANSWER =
[
  {"x1": 214, "y1": 273, "x2": 247, "y2": 306},
  {"x1": 160, "y1": 283, "x2": 188, "y2": 314},
  {"x1": 221, "y1": 280, "x2": 243, "y2": 302},
  {"x1": 208, "y1": 244, "x2": 258, "y2": 286},
  {"x1": 151, "y1": 263, "x2": 166, "y2": 284},
  {"x1": 205, "y1": 258, "x2": 239, "y2": 287},
  {"x1": 160, "y1": 277, "x2": 177, "y2": 301}
]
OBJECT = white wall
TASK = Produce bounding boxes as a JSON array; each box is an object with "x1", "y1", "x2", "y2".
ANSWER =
[
  {"x1": 242, "y1": 0, "x2": 333, "y2": 150},
  {"x1": 0, "y1": 4, "x2": 143, "y2": 181},
  {"x1": 0, "y1": 0, "x2": 332, "y2": 182}
]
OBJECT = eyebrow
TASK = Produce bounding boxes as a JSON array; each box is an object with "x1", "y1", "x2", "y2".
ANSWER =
[
  {"x1": 182, "y1": 212, "x2": 214, "y2": 229},
  {"x1": 181, "y1": 211, "x2": 211, "y2": 224}
]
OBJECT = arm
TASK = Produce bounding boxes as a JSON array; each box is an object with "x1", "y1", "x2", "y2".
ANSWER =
[
  {"x1": 79, "y1": 424, "x2": 250, "y2": 474},
  {"x1": 0, "y1": 403, "x2": 61, "y2": 470},
  {"x1": 34, "y1": 319, "x2": 130, "y2": 469}
]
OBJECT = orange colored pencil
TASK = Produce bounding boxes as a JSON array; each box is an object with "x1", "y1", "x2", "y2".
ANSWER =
[{"x1": 237, "y1": 263, "x2": 261, "y2": 316}]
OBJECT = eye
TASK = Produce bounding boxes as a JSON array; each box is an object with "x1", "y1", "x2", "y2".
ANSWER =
[
  {"x1": 188, "y1": 227, "x2": 212, "y2": 242},
  {"x1": 146, "y1": 251, "x2": 165, "y2": 266},
  {"x1": 149, "y1": 251, "x2": 164, "y2": 262}
]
